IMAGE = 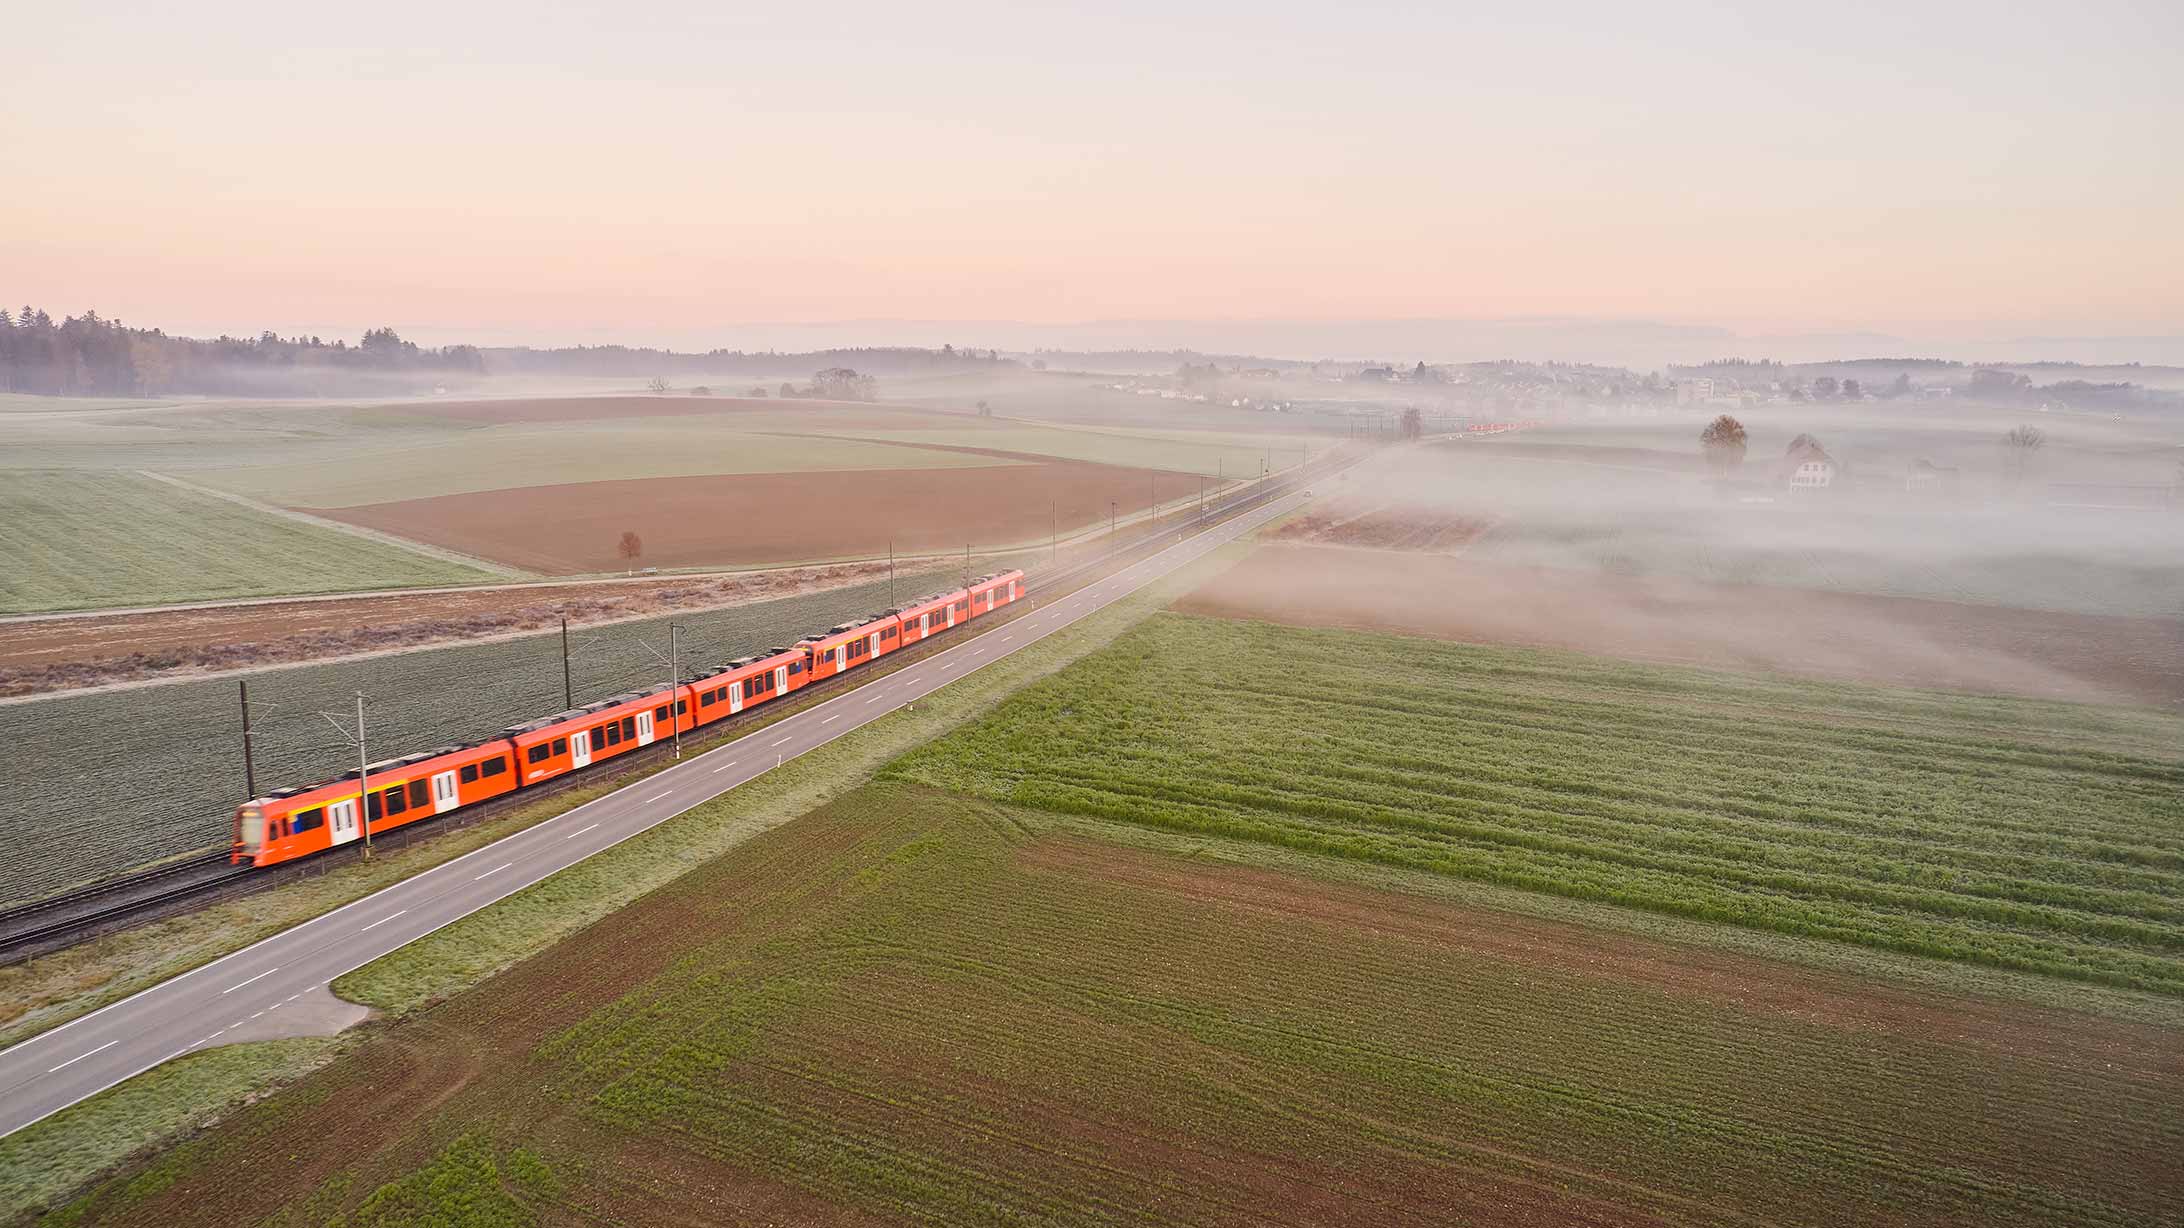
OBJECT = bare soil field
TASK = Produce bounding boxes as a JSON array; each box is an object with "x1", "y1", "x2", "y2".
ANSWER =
[
  {"x1": 1179, "y1": 543, "x2": 2184, "y2": 709},
  {"x1": 49, "y1": 784, "x2": 2184, "y2": 1226},
  {"x1": 323, "y1": 457, "x2": 1191, "y2": 573},
  {"x1": 1269, "y1": 497, "x2": 1494, "y2": 551},
  {"x1": 0, "y1": 563, "x2": 893, "y2": 698}
]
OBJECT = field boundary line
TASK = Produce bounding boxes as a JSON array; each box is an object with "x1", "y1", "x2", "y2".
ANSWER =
[{"x1": 131, "y1": 471, "x2": 531, "y2": 581}]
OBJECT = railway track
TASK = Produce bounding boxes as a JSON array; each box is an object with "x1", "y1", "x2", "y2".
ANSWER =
[{"x1": 0, "y1": 452, "x2": 1350, "y2": 962}]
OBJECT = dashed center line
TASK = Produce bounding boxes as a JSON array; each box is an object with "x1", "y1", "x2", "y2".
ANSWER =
[
  {"x1": 820, "y1": 714, "x2": 840, "y2": 724},
  {"x1": 359, "y1": 909, "x2": 407, "y2": 932},
  {"x1": 220, "y1": 967, "x2": 278, "y2": 994},
  {"x1": 770, "y1": 736, "x2": 792, "y2": 747},
  {"x1": 46, "y1": 1040, "x2": 116, "y2": 1074},
  {"x1": 711, "y1": 761, "x2": 737, "y2": 774},
  {"x1": 562, "y1": 823, "x2": 599, "y2": 840},
  {"x1": 646, "y1": 790, "x2": 673, "y2": 803},
  {"x1": 475, "y1": 862, "x2": 513, "y2": 881}
]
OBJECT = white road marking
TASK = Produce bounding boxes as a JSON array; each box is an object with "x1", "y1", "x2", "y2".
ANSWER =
[
  {"x1": 220, "y1": 967, "x2": 278, "y2": 994},
  {"x1": 359, "y1": 909, "x2": 407, "y2": 932},
  {"x1": 474, "y1": 862, "x2": 513, "y2": 880},
  {"x1": 820, "y1": 714, "x2": 840, "y2": 724},
  {"x1": 161, "y1": 1049, "x2": 190, "y2": 1064},
  {"x1": 249, "y1": 1011, "x2": 263, "y2": 1020},
  {"x1": 866, "y1": 696, "x2": 883, "y2": 704},
  {"x1": 47, "y1": 1041, "x2": 117, "y2": 1073},
  {"x1": 646, "y1": 791, "x2": 673, "y2": 803},
  {"x1": 562, "y1": 823, "x2": 600, "y2": 840},
  {"x1": 710, "y1": 762, "x2": 737, "y2": 774},
  {"x1": 771, "y1": 736, "x2": 792, "y2": 747}
]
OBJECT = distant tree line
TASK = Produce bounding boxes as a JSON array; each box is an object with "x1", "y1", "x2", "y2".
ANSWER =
[
  {"x1": 0, "y1": 305, "x2": 1024, "y2": 400},
  {"x1": 0, "y1": 307, "x2": 484, "y2": 397}
]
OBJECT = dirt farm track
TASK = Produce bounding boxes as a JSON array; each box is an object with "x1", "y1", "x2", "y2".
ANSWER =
[
  {"x1": 1180, "y1": 544, "x2": 2184, "y2": 710},
  {"x1": 322, "y1": 454, "x2": 1190, "y2": 574}
]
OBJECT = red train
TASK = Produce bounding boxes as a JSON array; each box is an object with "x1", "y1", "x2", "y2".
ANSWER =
[{"x1": 231, "y1": 570, "x2": 1025, "y2": 867}]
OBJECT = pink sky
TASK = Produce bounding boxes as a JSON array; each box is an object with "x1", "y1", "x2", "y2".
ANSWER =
[{"x1": 6, "y1": 1, "x2": 2179, "y2": 354}]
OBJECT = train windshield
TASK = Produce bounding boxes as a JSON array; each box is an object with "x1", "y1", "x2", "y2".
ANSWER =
[{"x1": 237, "y1": 804, "x2": 265, "y2": 852}]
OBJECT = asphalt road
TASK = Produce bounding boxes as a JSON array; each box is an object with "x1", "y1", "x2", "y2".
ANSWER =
[{"x1": 0, "y1": 488, "x2": 1306, "y2": 1140}]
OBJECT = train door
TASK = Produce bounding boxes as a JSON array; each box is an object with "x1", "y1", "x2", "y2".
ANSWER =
[
  {"x1": 945, "y1": 604, "x2": 955, "y2": 627},
  {"x1": 1009, "y1": 580, "x2": 1018, "y2": 601},
  {"x1": 729, "y1": 679, "x2": 744, "y2": 714},
  {"x1": 431, "y1": 771, "x2": 459, "y2": 814},
  {"x1": 636, "y1": 710, "x2": 655, "y2": 746},
  {"x1": 834, "y1": 643, "x2": 847, "y2": 672},
  {"x1": 774, "y1": 665, "x2": 788, "y2": 694},
  {"x1": 868, "y1": 632, "x2": 880, "y2": 657},
  {"x1": 328, "y1": 799, "x2": 360, "y2": 846},
  {"x1": 920, "y1": 612, "x2": 930, "y2": 637},
  {"x1": 571, "y1": 729, "x2": 592, "y2": 768}
]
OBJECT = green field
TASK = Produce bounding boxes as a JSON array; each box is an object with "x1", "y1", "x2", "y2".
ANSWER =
[
  {"x1": 889, "y1": 613, "x2": 2184, "y2": 993},
  {"x1": 195, "y1": 417, "x2": 1019, "y2": 508},
  {"x1": 40, "y1": 782, "x2": 2184, "y2": 1226},
  {"x1": 0, "y1": 471, "x2": 497, "y2": 613}
]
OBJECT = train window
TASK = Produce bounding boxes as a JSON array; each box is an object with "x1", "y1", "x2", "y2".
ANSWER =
[
  {"x1": 621, "y1": 716, "x2": 636, "y2": 739},
  {"x1": 293, "y1": 808, "x2": 324, "y2": 833},
  {"x1": 789, "y1": 661, "x2": 803, "y2": 675},
  {"x1": 409, "y1": 780, "x2": 429, "y2": 807},
  {"x1": 700, "y1": 692, "x2": 715, "y2": 707},
  {"x1": 482, "y1": 757, "x2": 506, "y2": 777},
  {"x1": 599, "y1": 723, "x2": 616, "y2": 747},
  {"x1": 676, "y1": 699, "x2": 687, "y2": 714},
  {"x1": 552, "y1": 737, "x2": 567, "y2": 755},
  {"x1": 385, "y1": 786, "x2": 408, "y2": 816},
  {"x1": 366, "y1": 792, "x2": 383, "y2": 821},
  {"x1": 528, "y1": 744, "x2": 551, "y2": 764},
  {"x1": 654, "y1": 704, "x2": 670, "y2": 722},
  {"x1": 460, "y1": 764, "x2": 481, "y2": 784}
]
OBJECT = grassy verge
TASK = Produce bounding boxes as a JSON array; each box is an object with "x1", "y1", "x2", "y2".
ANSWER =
[{"x1": 0, "y1": 545, "x2": 1246, "y2": 1224}]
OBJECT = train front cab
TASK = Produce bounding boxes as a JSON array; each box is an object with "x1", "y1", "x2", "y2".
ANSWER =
[
  {"x1": 232, "y1": 739, "x2": 520, "y2": 867},
  {"x1": 506, "y1": 683, "x2": 687, "y2": 786},
  {"x1": 897, "y1": 588, "x2": 968, "y2": 646},
  {"x1": 967, "y1": 570, "x2": 1025, "y2": 620},
  {"x1": 688, "y1": 647, "x2": 805, "y2": 728}
]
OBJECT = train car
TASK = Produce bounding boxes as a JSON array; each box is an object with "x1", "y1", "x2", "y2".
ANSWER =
[
  {"x1": 896, "y1": 587, "x2": 969, "y2": 646},
  {"x1": 232, "y1": 737, "x2": 519, "y2": 866},
  {"x1": 798, "y1": 610, "x2": 902, "y2": 681},
  {"x1": 966, "y1": 569, "x2": 1026, "y2": 619},
  {"x1": 688, "y1": 646, "x2": 807, "y2": 729},
  {"x1": 503, "y1": 683, "x2": 689, "y2": 787}
]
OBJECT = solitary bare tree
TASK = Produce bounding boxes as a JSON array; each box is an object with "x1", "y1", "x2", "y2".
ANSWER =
[
  {"x1": 1699, "y1": 414, "x2": 1748, "y2": 476},
  {"x1": 2002, "y1": 424, "x2": 2045, "y2": 492},
  {"x1": 646, "y1": 376, "x2": 670, "y2": 395},
  {"x1": 618, "y1": 530, "x2": 643, "y2": 574}
]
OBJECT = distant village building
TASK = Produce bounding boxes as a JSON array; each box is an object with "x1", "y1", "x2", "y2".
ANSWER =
[
  {"x1": 1905, "y1": 458, "x2": 1960, "y2": 496},
  {"x1": 1780, "y1": 435, "x2": 1837, "y2": 492},
  {"x1": 1675, "y1": 377, "x2": 1715, "y2": 404}
]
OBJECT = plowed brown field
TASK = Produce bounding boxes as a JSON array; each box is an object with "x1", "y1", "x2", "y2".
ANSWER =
[
  {"x1": 321, "y1": 458, "x2": 1188, "y2": 574},
  {"x1": 0, "y1": 563, "x2": 892, "y2": 697},
  {"x1": 1179, "y1": 543, "x2": 2184, "y2": 708}
]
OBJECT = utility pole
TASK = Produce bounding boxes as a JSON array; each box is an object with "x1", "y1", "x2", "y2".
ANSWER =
[
  {"x1": 238, "y1": 679, "x2": 257, "y2": 801},
  {"x1": 889, "y1": 539, "x2": 896, "y2": 607},
  {"x1": 636, "y1": 625, "x2": 685, "y2": 758},
  {"x1": 1051, "y1": 502, "x2": 1057, "y2": 568},
  {"x1": 963, "y1": 543, "x2": 970, "y2": 588},
  {"x1": 560, "y1": 616, "x2": 573, "y2": 710},
  {"x1": 357, "y1": 694, "x2": 370, "y2": 856},
  {"x1": 319, "y1": 694, "x2": 373, "y2": 858},
  {"x1": 1110, "y1": 499, "x2": 1117, "y2": 544}
]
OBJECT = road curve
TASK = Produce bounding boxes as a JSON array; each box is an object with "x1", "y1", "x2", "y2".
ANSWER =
[{"x1": 0, "y1": 489, "x2": 1307, "y2": 1140}]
